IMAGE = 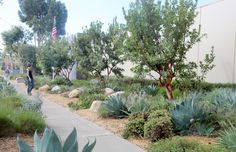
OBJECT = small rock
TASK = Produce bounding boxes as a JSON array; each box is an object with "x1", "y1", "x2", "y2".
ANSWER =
[
  {"x1": 89, "y1": 100, "x2": 103, "y2": 112},
  {"x1": 68, "y1": 87, "x2": 87, "y2": 98},
  {"x1": 104, "y1": 88, "x2": 114, "y2": 95},
  {"x1": 51, "y1": 85, "x2": 61, "y2": 92},
  {"x1": 39, "y1": 84, "x2": 50, "y2": 91},
  {"x1": 68, "y1": 89, "x2": 80, "y2": 98},
  {"x1": 109, "y1": 91, "x2": 125, "y2": 97},
  {"x1": 16, "y1": 77, "x2": 25, "y2": 83}
]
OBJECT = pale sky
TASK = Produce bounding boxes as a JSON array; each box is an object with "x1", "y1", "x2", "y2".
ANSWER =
[{"x1": 0, "y1": 0, "x2": 216, "y2": 49}]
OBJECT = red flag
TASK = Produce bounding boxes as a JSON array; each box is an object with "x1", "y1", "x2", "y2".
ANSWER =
[{"x1": 51, "y1": 16, "x2": 57, "y2": 41}]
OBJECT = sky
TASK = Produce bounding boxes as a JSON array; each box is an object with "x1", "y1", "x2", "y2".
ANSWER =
[{"x1": 0, "y1": 0, "x2": 216, "y2": 49}]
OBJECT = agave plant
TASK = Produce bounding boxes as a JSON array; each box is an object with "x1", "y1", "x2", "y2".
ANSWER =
[
  {"x1": 126, "y1": 92, "x2": 150, "y2": 114},
  {"x1": 103, "y1": 96, "x2": 128, "y2": 118},
  {"x1": 218, "y1": 123, "x2": 236, "y2": 151},
  {"x1": 213, "y1": 88, "x2": 236, "y2": 111},
  {"x1": 17, "y1": 128, "x2": 96, "y2": 152},
  {"x1": 144, "y1": 85, "x2": 158, "y2": 96},
  {"x1": 170, "y1": 93, "x2": 209, "y2": 134}
]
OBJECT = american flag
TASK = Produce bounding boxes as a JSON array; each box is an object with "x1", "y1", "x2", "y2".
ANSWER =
[{"x1": 51, "y1": 16, "x2": 57, "y2": 41}]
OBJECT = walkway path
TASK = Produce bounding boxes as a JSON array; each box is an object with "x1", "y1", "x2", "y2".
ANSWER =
[{"x1": 11, "y1": 81, "x2": 146, "y2": 152}]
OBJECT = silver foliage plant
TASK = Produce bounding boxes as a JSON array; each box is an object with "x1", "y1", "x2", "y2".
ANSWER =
[{"x1": 17, "y1": 128, "x2": 96, "y2": 152}]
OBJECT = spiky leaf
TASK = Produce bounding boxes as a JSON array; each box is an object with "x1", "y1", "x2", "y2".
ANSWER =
[
  {"x1": 45, "y1": 130, "x2": 63, "y2": 152},
  {"x1": 82, "y1": 139, "x2": 96, "y2": 152},
  {"x1": 34, "y1": 130, "x2": 41, "y2": 152},
  {"x1": 17, "y1": 136, "x2": 34, "y2": 152},
  {"x1": 63, "y1": 128, "x2": 78, "y2": 152}
]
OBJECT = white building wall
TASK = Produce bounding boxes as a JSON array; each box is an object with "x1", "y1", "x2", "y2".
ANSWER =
[{"x1": 193, "y1": 0, "x2": 236, "y2": 83}]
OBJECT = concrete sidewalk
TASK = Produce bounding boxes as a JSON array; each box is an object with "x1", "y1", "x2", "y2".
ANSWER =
[{"x1": 12, "y1": 81, "x2": 146, "y2": 152}]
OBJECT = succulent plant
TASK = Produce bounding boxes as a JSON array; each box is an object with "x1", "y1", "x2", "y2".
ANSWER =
[
  {"x1": 170, "y1": 93, "x2": 209, "y2": 134},
  {"x1": 126, "y1": 92, "x2": 150, "y2": 114},
  {"x1": 144, "y1": 85, "x2": 158, "y2": 96},
  {"x1": 17, "y1": 128, "x2": 96, "y2": 152},
  {"x1": 103, "y1": 96, "x2": 128, "y2": 118},
  {"x1": 218, "y1": 123, "x2": 236, "y2": 151}
]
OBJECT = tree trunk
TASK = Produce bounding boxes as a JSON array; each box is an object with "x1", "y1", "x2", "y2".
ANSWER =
[{"x1": 165, "y1": 83, "x2": 173, "y2": 100}]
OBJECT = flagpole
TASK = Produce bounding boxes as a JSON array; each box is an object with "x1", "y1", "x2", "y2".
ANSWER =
[{"x1": 51, "y1": 16, "x2": 57, "y2": 41}]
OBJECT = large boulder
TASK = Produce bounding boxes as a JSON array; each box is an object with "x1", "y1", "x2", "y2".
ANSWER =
[
  {"x1": 89, "y1": 100, "x2": 103, "y2": 112},
  {"x1": 108, "y1": 91, "x2": 125, "y2": 97},
  {"x1": 39, "y1": 84, "x2": 50, "y2": 91},
  {"x1": 16, "y1": 77, "x2": 25, "y2": 83},
  {"x1": 104, "y1": 88, "x2": 114, "y2": 95},
  {"x1": 68, "y1": 87, "x2": 87, "y2": 98},
  {"x1": 51, "y1": 85, "x2": 61, "y2": 93}
]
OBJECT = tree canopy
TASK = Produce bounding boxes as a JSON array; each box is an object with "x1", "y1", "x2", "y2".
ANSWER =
[
  {"x1": 38, "y1": 39, "x2": 75, "y2": 80},
  {"x1": 18, "y1": 0, "x2": 67, "y2": 45},
  {"x1": 72, "y1": 19, "x2": 126, "y2": 80},
  {"x1": 1, "y1": 26, "x2": 32, "y2": 54},
  {"x1": 123, "y1": 0, "x2": 214, "y2": 99}
]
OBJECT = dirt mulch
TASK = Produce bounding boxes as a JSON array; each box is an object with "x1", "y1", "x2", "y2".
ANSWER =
[
  {"x1": 0, "y1": 134, "x2": 33, "y2": 152},
  {"x1": 184, "y1": 135, "x2": 216, "y2": 145}
]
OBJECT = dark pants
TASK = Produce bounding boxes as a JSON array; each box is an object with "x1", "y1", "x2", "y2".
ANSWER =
[{"x1": 27, "y1": 79, "x2": 34, "y2": 94}]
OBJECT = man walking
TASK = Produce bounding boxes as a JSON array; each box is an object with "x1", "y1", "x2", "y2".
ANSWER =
[{"x1": 26, "y1": 64, "x2": 34, "y2": 95}]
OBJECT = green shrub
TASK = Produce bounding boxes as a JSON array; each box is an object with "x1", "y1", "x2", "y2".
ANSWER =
[
  {"x1": 123, "y1": 113, "x2": 149, "y2": 139},
  {"x1": 97, "y1": 106, "x2": 110, "y2": 118},
  {"x1": 128, "y1": 112, "x2": 149, "y2": 121},
  {"x1": 127, "y1": 83, "x2": 143, "y2": 93},
  {"x1": 148, "y1": 95, "x2": 172, "y2": 111},
  {"x1": 68, "y1": 102, "x2": 80, "y2": 110},
  {"x1": 149, "y1": 136, "x2": 230, "y2": 152},
  {"x1": 0, "y1": 107, "x2": 16, "y2": 137},
  {"x1": 106, "y1": 83, "x2": 121, "y2": 92},
  {"x1": 69, "y1": 93, "x2": 106, "y2": 110},
  {"x1": 34, "y1": 76, "x2": 51, "y2": 89},
  {"x1": 88, "y1": 83, "x2": 104, "y2": 94},
  {"x1": 123, "y1": 118, "x2": 145, "y2": 139},
  {"x1": 218, "y1": 123, "x2": 236, "y2": 151},
  {"x1": 0, "y1": 79, "x2": 46, "y2": 136},
  {"x1": 49, "y1": 77, "x2": 72, "y2": 86},
  {"x1": 172, "y1": 88, "x2": 183, "y2": 99},
  {"x1": 0, "y1": 95, "x2": 22, "y2": 108},
  {"x1": 71, "y1": 79, "x2": 90, "y2": 88},
  {"x1": 21, "y1": 96, "x2": 43, "y2": 112},
  {"x1": 60, "y1": 85, "x2": 71, "y2": 92},
  {"x1": 158, "y1": 87, "x2": 166, "y2": 97},
  {"x1": 174, "y1": 79, "x2": 236, "y2": 92},
  {"x1": 0, "y1": 78, "x2": 16, "y2": 97},
  {"x1": 79, "y1": 93, "x2": 106, "y2": 109},
  {"x1": 144, "y1": 110, "x2": 172, "y2": 142},
  {"x1": 102, "y1": 96, "x2": 128, "y2": 118},
  {"x1": 16, "y1": 111, "x2": 45, "y2": 134}
]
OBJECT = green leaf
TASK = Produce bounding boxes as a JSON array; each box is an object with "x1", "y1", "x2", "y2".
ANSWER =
[
  {"x1": 63, "y1": 128, "x2": 78, "y2": 152},
  {"x1": 82, "y1": 139, "x2": 96, "y2": 152},
  {"x1": 17, "y1": 136, "x2": 34, "y2": 152},
  {"x1": 34, "y1": 130, "x2": 41, "y2": 152},
  {"x1": 45, "y1": 130, "x2": 63, "y2": 152},
  {"x1": 41, "y1": 128, "x2": 51, "y2": 152}
]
